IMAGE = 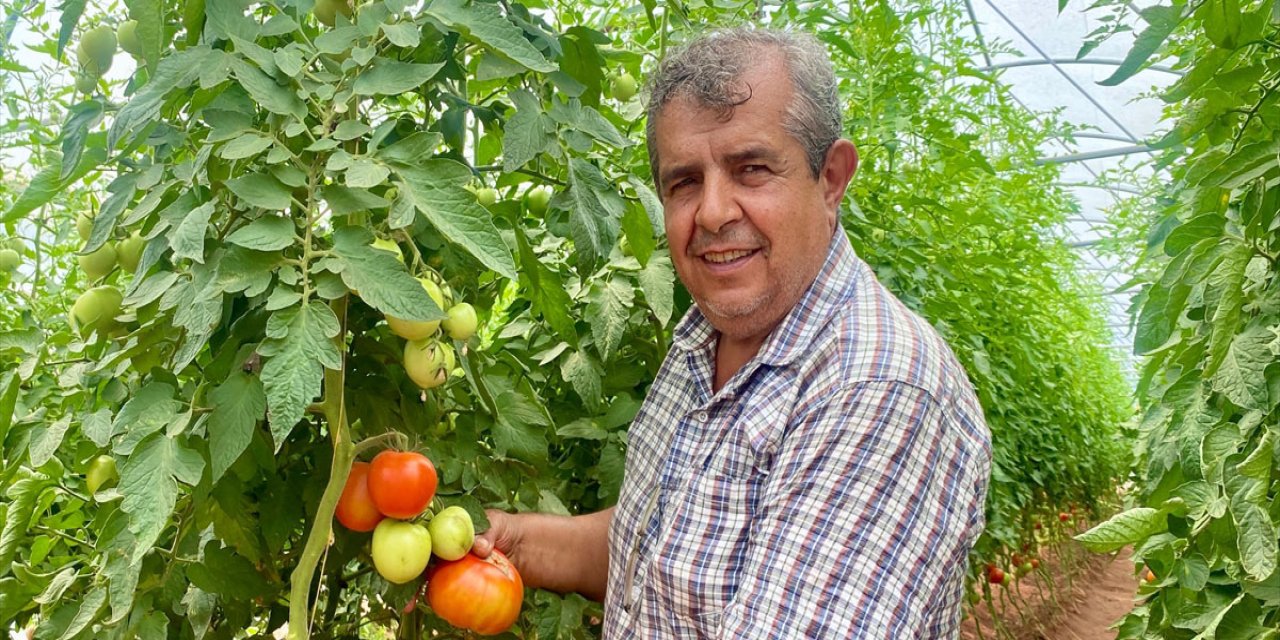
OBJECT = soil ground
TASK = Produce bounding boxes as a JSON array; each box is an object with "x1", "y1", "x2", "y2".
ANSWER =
[{"x1": 962, "y1": 545, "x2": 1142, "y2": 640}]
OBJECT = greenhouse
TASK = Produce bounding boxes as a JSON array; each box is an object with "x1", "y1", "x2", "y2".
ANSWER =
[{"x1": 0, "y1": 0, "x2": 1275, "y2": 638}]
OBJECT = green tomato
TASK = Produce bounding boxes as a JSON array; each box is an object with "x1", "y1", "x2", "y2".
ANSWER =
[
  {"x1": 79, "y1": 243, "x2": 118, "y2": 281},
  {"x1": 77, "y1": 213, "x2": 95, "y2": 241},
  {"x1": 428, "y1": 506, "x2": 476, "y2": 561},
  {"x1": 117, "y1": 20, "x2": 142, "y2": 57},
  {"x1": 387, "y1": 278, "x2": 446, "y2": 341},
  {"x1": 475, "y1": 188, "x2": 499, "y2": 207},
  {"x1": 524, "y1": 186, "x2": 551, "y2": 215},
  {"x1": 76, "y1": 25, "x2": 116, "y2": 76},
  {"x1": 313, "y1": 0, "x2": 353, "y2": 26},
  {"x1": 371, "y1": 237, "x2": 404, "y2": 262},
  {"x1": 74, "y1": 73, "x2": 98, "y2": 95},
  {"x1": 86, "y1": 455, "x2": 118, "y2": 495},
  {"x1": 72, "y1": 286, "x2": 123, "y2": 338},
  {"x1": 117, "y1": 232, "x2": 145, "y2": 274},
  {"x1": 404, "y1": 339, "x2": 453, "y2": 390},
  {"x1": 612, "y1": 73, "x2": 639, "y2": 102},
  {"x1": 371, "y1": 519, "x2": 432, "y2": 584},
  {"x1": 442, "y1": 302, "x2": 478, "y2": 341},
  {"x1": 0, "y1": 249, "x2": 19, "y2": 272}
]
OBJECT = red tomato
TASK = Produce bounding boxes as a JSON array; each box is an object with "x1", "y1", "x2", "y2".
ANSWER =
[
  {"x1": 427, "y1": 550, "x2": 523, "y2": 635},
  {"x1": 1059, "y1": 512, "x2": 1071, "y2": 522},
  {"x1": 986, "y1": 565, "x2": 1005, "y2": 585},
  {"x1": 367, "y1": 450, "x2": 437, "y2": 519},
  {"x1": 335, "y1": 462, "x2": 383, "y2": 532}
]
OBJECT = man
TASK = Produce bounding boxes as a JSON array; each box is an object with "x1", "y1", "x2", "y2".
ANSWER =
[{"x1": 473, "y1": 28, "x2": 991, "y2": 638}]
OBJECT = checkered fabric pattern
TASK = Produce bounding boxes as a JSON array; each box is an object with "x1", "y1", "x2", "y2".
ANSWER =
[{"x1": 602, "y1": 228, "x2": 991, "y2": 639}]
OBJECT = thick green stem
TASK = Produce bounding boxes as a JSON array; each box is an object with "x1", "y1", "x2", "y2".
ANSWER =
[{"x1": 288, "y1": 297, "x2": 352, "y2": 640}]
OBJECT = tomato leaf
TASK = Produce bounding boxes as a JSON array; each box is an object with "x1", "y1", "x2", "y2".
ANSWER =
[
  {"x1": 120, "y1": 433, "x2": 205, "y2": 562},
  {"x1": 1075, "y1": 508, "x2": 1168, "y2": 553},
  {"x1": 586, "y1": 278, "x2": 633, "y2": 364},
  {"x1": 426, "y1": 0, "x2": 557, "y2": 73},
  {"x1": 352, "y1": 59, "x2": 444, "y2": 96},
  {"x1": 330, "y1": 226, "x2": 444, "y2": 322},
  {"x1": 208, "y1": 372, "x2": 267, "y2": 483},
  {"x1": 258, "y1": 301, "x2": 342, "y2": 447},
  {"x1": 226, "y1": 216, "x2": 296, "y2": 252},
  {"x1": 391, "y1": 161, "x2": 518, "y2": 279}
]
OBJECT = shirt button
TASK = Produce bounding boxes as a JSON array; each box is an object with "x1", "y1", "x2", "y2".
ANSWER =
[{"x1": 693, "y1": 410, "x2": 709, "y2": 423}]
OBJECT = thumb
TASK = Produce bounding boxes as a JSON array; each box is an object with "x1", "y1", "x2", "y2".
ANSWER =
[{"x1": 472, "y1": 509, "x2": 507, "y2": 559}]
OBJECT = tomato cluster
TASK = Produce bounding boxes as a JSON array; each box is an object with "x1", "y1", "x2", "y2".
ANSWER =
[{"x1": 335, "y1": 449, "x2": 522, "y2": 635}]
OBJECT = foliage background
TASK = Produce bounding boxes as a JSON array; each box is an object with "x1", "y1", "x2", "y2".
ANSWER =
[{"x1": 0, "y1": 0, "x2": 1131, "y2": 637}]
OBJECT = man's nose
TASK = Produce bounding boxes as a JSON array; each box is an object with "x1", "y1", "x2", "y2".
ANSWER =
[{"x1": 694, "y1": 172, "x2": 742, "y2": 234}]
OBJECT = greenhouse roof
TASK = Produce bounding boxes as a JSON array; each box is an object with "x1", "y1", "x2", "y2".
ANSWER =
[{"x1": 963, "y1": 0, "x2": 1174, "y2": 380}]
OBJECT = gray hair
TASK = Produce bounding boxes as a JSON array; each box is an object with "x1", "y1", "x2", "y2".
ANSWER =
[{"x1": 644, "y1": 28, "x2": 842, "y2": 191}]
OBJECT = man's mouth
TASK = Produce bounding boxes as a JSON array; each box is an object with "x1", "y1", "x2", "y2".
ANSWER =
[{"x1": 702, "y1": 249, "x2": 758, "y2": 264}]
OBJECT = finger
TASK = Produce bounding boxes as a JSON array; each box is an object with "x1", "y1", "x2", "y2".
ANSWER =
[{"x1": 472, "y1": 535, "x2": 493, "y2": 558}]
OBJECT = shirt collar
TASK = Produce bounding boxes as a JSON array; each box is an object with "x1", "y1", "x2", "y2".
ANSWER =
[{"x1": 669, "y1": 227, "x2": 861, "y2": 367}]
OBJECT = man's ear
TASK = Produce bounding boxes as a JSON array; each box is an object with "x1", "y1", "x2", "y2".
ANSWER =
[{"x1": 820, "y1": 139, "x2": 859, "y2": 214}]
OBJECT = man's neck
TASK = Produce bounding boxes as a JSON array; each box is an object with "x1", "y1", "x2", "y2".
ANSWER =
[{"x1": 712, "y1": 331, "x2": 769, "y2": 392}]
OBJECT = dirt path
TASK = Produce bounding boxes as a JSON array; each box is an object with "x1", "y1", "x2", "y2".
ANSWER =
[
  {"x1": 1034, "y1": 547, "x2": 1140, "y2": 640},
  {"x1": 962, "y1": 546, "x2": 1142, "y2": 640}
]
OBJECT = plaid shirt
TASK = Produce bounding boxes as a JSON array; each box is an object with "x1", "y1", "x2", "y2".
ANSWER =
[{"x1": 603, "y1": 229, "x2": 991, "y2": 639}]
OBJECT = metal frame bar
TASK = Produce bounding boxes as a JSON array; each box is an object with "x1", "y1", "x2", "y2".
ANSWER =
[
  {"x1": 1058, "y1": 182, "x2": 1145, "y2": 196},
  {"x1": 979, "y1": 0, "x2": 1142, "y2": 142},
  {"x1": 979, "y1": 57, "x2": 1183, "y2": 76},
  {"x1": 1035, "y1": 144, "x2": 1156, "y2": 165}
]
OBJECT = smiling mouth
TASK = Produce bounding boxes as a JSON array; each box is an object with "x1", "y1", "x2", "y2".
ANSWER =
[{"x1": 702, "y1": 249, "x2": 758, "y2": 264}]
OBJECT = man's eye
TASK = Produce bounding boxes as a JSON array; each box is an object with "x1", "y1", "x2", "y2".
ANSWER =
[{"x1": 742, "y1": 164, "x2": 767, "y2": 174}]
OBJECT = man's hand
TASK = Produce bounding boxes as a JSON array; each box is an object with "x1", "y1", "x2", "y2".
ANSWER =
[{"x1": 468, "y1": 507, "x2": 614, "y2": 602}]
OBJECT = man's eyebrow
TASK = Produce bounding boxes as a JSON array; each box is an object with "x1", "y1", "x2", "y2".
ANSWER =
[
  {"x1": 660, "y1": 146, "x2": 782, "y2": 187},
  {"x1": 724, "y1": 146, "x2": 782, "y2": 165}
]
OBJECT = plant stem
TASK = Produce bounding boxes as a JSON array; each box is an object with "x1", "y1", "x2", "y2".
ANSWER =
[{"x1": 288, "y1": 296, "x2": 352, "y2": 640}]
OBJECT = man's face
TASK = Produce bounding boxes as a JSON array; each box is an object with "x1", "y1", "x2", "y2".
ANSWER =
[{"x1": 653, "y1": 56, "x2": 846, "y2": 342}]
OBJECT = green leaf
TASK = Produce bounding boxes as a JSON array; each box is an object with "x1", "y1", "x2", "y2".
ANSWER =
[
  {"x1": 319, "y1": 185, "x2": 389, "y2": 216},
  {"x1": 3, "y1": 145, "x2": 109, "y2": 224},
  {"x1": 186, "y1": 545, "x2": 271, "y2": 600},
  {"x1": 229, "y1": 56, "x2": 306, "y2": 119},
  {"x1": 227, "y1": 172, "x2": 292, "y2": 210},
  {"x1": 124, "y1": 0, "x2": 166, "y2": 72},
  {"x1": 561, "y1": 350, "x2": 602, "y2": 412},
  {"x1": 226, "y1": 216, "x2": 296, "y2": 251},
  {"x1": 426, "y1": 0, "x2": 557, "y2": 73},
  {"x1": 208, "y1": 372, "x2": 266, "y2": 483},
  {"x1": 381, "y1": 21, "x2": 421, "y2": 47},
  {"x1": 514, "y1": 229, "x2": 577, "y2": 345},
  {"x1": 376, "y1": 132, "x2": 442, "y2": 164},
  {"x1": 59, "y1": 100, "x2": 105, "y2": 180},
  {"x1": 216, "y1": 246, "x2": 281, "y2": 297},
  {"x1": 258, "y1": 301, "x2": 342, "y2": 448},
  {"x1": 352, "y1": 59, "x2": 444, "y2": 95},
  {"x1": 345, "y1": 158, "x2": 390, "y2": 188},
  {"x1": 218, "y1": 132, "x2": 274, "y2": 160},
  {"x1": 1213, "y1": 323, "x2": 1272, "y2": 410},
  {"x1": 57, "y1": 586, "x2": 106, "y2": 640},
  {"x1": 1236, "y1": 503, "x2": 1278, "y2": 582},
  {"x1": 1206, "y1": 242, "x2": 1251, "y2": 377},
  {"x1": 120, "y1": 433, "x2": 205, "y2": 562},
  {"x1": 81, "y1": 408, "x2": 114, "y2": 448},
  {"x1": 57, "y1": 0, "x2": 88, "y2": 60},
  {"x1": 392, "y1": 161, "x2": 518, "y2": 279},
  {"x1": 492, "y1": 391, "x2": 550, "y2": 464},
  {"x1": 0, "y1": 472, "x2": 48, "y2": 579},
  {"x1": 1204, "y1": 138, "x2": 1280, "y2": 190},
  {"x1": 587, "y1": 279, "x2": 633, "y2": 363},
  {"x1": 0, "y1": 372, "x2": 21, "y2": 454},
  {"x1": 171, "y1": 201, "x2": 216, "y2": 263},
  {"x1": 502, "y1": 90, "x2": 556, "y2": 172},
  {"x1": 330, "y1": 226, "x2": 444, "y2": 321},
  {"x1": 1075, "y1": 507, "x2": 1167, "y2": 552},
  {"x1": 566, "y1": 158, "x2": 624, "y2": 266},
  {"x1": 109, "y1": 47, "x2": 213, "y2": 149},
  {"x1": 1098, "y1": 5, "x2": 1185, "y2": 86},
  {"x1": 621, "y1": 202, "x2": 656, "y2": 266},
  {"x1": 28, "y1": 415, "x2": 71, "y2": 468},
  {"x1": 112, "y1": 382, "x2": 182, "y2": 455}
]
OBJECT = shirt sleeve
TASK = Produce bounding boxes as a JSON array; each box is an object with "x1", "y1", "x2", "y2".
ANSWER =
[{"x1": 716, "y1": 379, "x2": 989, "y2": 639}]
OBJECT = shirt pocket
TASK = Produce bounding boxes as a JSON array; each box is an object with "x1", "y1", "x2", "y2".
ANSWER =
[{"x1": 651, "y1": 471, "x2": 758, "y2": 633}]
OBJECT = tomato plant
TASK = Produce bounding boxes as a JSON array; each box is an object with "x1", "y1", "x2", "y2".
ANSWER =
[
  {"x1": 428, "y1": 550, "x2": 524, "y2": 636},
  {"x1": 368, "y1": 450, "x2": 438, "y2": 520}
]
